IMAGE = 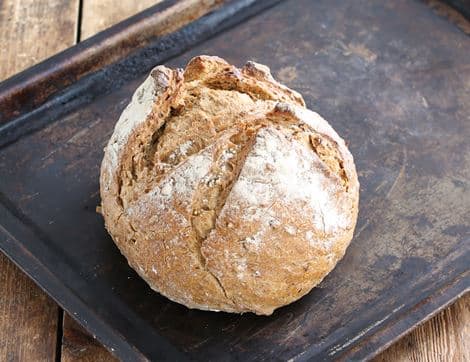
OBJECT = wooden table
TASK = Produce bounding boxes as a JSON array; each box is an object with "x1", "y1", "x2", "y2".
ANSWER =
[{"x1": 0, "y1": 1, "x2": 468, "y2": 360}]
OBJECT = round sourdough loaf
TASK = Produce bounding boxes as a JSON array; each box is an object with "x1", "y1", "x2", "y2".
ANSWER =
[{"x1": 100, "y1": 56, "x2": 359, "y2": 315}]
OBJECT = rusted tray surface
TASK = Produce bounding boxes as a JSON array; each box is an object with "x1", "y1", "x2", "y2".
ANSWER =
[{"x1": 0, "y1": 0, "x2": 469, "y2": 360}]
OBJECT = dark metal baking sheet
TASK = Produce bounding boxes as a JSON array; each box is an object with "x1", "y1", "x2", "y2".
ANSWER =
[{"x1": 0, "y1": 0, "x2": 469, "y2": 360}]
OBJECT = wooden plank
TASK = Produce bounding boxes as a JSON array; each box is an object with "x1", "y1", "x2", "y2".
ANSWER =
[
  {"x1": 64, "y1": 3, "x2": 161, "y2": 359},
  {"x1": 0, "y1": 0, "x2": 226, "y2": 129},
  {"x1": 0, "y1": 0, "x2": 79, "y2": 81},
  {"x1": 60, "y1": 296, "x2": 470, "y2": 362},
  {"x1": 80, "y1": 0, "x2": 163, "y2": 40},
  {"x1": 0, "y1": 0, "x2": 78, "y2": 361},
  {"x1": 374, "y1": 294, "x2": 470, "y2": 361},
  {"x1": 0, "y1": 0, "x2": 467, "y2": 360},
  {"x1": 37, "y1": 0, "x2": 470, "y2": 360},
  {"x1": 74, "y1": 1, "x2": 470, "y2": 360},
  {"x1": 0, "y1": 253, "x2": 59, "y2": 361},
  {"x1": 72, "y1": 0, "x2": 469, "y2": 359},
  {"x1": 61, "y1": 314, "x2": 117, "y2": 362}
]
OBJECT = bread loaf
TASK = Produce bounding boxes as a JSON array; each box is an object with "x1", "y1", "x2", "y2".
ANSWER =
[{"x1": 100, "y1": 55, "x2": 359, "y2": 315}]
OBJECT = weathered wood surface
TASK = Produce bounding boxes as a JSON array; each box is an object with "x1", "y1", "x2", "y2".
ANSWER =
[
  {"x1": 0, "y1": 254, "x2": 59, "y2": 361},
  {"x1": 0, "y1": 1, "x2": 77, "y2": 361},
  {"x1": 80, "y1": 0, "x2": 162, "y2": 40},
  {"x1": 0, "y1": 0, "x2": 468, "y2": 360},
  {"x1": 75, "y1": 3, "x2": 470, "y2": 360},
  {"x1": 61, "y1": 314, "x2": 117, "y2": 362},
  {"x1": 59, "y1": 3, "x2": 164, "y2": 359},
  {"x1": 375, "y1": 293, "x2": 469, "y2": 361},
  {"x1": 0, "y1": 0, "x2": 79, "y2": 81}
]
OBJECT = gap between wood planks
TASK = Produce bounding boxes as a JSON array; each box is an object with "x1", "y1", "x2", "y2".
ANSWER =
[
  {"x1": 55, "y1": 309, "x2": 64, "y2": 362},
  {"x1": 0, "y1": 1, "x2": 78, "y2": 361},
  {"x1": 0, "y1": 1, "x2": 468, "y2": 361},
  {"x1": 64, "y1": 4, "x2": 160, "y2": 361},
  {"x1": 75, "y1": 0, "x2": 83, "y2": 43}
]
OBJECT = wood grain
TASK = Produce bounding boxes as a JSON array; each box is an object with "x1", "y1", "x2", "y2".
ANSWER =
[
  {"x1": 0, "y1": 253, "x2": 59, "y2": 361},
  {"x1": 80, "y1": 0, "x2": 163, "y2": 40},
  {"x1": 61, "y1": 314, "x2": 117, "y2": 362},
  {"x1": 71, "y1": 1, "x2": 470, "y2": 359},
  {"x1": 0, "y1": 0, "x2": 468, "y2": 360},
  {"x1": 63, "y1": 3, "x2": 161, "y2": 360},
  {"x1": 0, "y1": 0, "x2": 79, "y2": 81},
  {"x1": 375, "y1": 293, "x2": 470, "y2": 361},
  {"x1": 0, "y1": 0, "x2": 78, "y2": 361}
]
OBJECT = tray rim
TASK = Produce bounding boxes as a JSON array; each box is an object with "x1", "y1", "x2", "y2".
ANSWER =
[
  {"x1": 0, "y1": 201, "x2": 158, "y2": 361},
  {"x1": 1, "y1": 193, "x2": 468, "y2": 360},
  {"x1": 0, "y1": 0, "x2": 283, "y2": 147},
  {"x1": 0, "y1": 0, "x2": 469, "y2": 360}
]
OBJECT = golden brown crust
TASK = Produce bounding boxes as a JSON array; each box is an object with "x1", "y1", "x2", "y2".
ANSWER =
[{"x1": 100, "y1": 55, "x2": 359, "y2": 315}]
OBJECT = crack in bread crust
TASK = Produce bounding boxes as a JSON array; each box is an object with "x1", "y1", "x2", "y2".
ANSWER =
[
  {"x1": 117, "y1": 56, "x2": 306, "y2": 204},
  {"x1": 117, "y1": 54, "x2": 344, "y2": 210},
  {"x1": 117, "y1": 67, "x2": 184, "y2": 208},
  {"x1": 191, "y1": 127, "x2": 258, "y2": 241},
  {"x1": 266, "y1": 105, "x2": 351, "y2": 191},
  {"x1": 190, "y1": 127, "x2": 259, "y2": 302}
]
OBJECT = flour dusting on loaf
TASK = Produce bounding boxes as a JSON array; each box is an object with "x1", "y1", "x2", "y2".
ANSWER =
[
  {"x1": 100, "y1": 55, "x2": 359, "y2": 315},
  {"x1": 228, "y1": 126, "x2": 348, "y2": 233}
]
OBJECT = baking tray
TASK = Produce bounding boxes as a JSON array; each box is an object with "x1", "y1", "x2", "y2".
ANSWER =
[{"x1": 0, "y1": 0, "x2": 469, "y2": 360}]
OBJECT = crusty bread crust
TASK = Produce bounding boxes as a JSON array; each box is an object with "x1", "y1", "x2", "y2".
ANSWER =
[{"x1": 100, "y1": 56, "x2": 359, "y2": 315}]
